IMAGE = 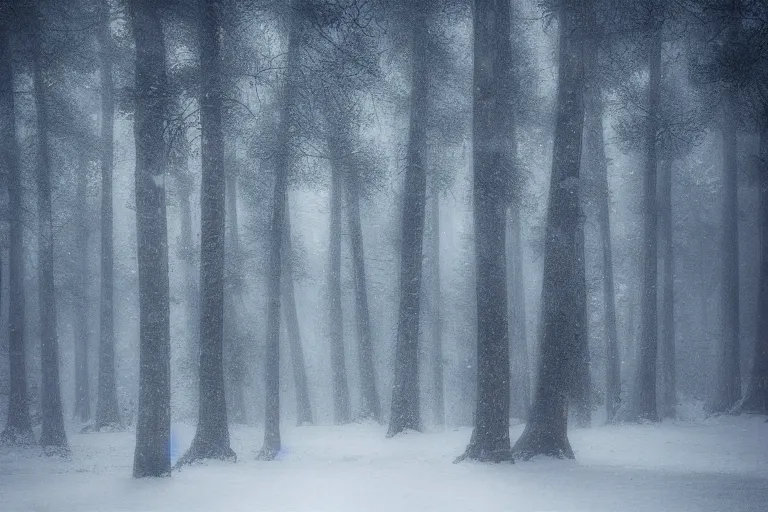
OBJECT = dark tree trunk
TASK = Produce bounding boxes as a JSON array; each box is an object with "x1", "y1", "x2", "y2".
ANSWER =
[
  {"x1": 258, "y1": 0, "x2": 302, "y2": 460},
  {"x1": 328, "y1": 151, "x2": 351, "y2": 424},
  {"x1": 623, "y1": 28, "x2": 661, "y2": 423},
  {"x1": 738, "y1": 129, "x2": 768, "y2": 415},
  {"x1": 0, "y1": 18, "x2": 34, "y2": 446},
  {"x1": 507, "y1": 203, "x2": 530, "y2": 420},
  {"x1": 511, "y1": 0, "x2": 585, "y2": 460},
  {"x1": 95, "y1": 0, "x2": 121, "y2": 429},
  {"x1": 458, "y1": 0, "x2": 513, "y2": 463},
  {"x1": 571, "y1": 213, "x2": 591, "y2": 428},
  {"x1": 387, "y1": 6, "x2": 429, "y2": 438},
  {"x1": 660, "y1": 159, "x2": 676, "y2": 418},
  {"x1": 712, "y1": 97, "x2": 741, "y2": 413},
  {"x1": 423, "y1": 184, "x2": 443, "y2": 427},
  {"x1": 345, "y1": 167, "x2": 381, "y2": 422},
  {"x1": 73, "y1": 156, "x2": 91, "y2": 424},
  {"x1": 224, "y1": 173, "x2": 247, "y2": 425},
  {"x1": 130, "y1": 0, "x2": 171, "y2": 478},
  {"x1": 178, "y1": 169, "x2": 199, "y2": 421},
  {"x1": 281, "y1": 199, "x2": 313, "y2": 425},
  {"x1": 31, "y1": 10, "x2": 68, "y2": 453},
  {"x1": 180, "y1": 0, "x2": 235, "y2": 465}
]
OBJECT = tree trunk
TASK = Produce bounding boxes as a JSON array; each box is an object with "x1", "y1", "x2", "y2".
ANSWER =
[
  {"x1": 738, "y1": 129, "x2": 768, "y2": 415},
  {"x1": 660, "y1": 159, "x2": 676, "y2": 418},
  {"x1": 423, "y1": 184, "x2": 444, "y2": 427},
  {"x1": 73, "y1": 155, "x2": 91, "y2": 424},
  {"x1": 258, "y1": 0, "x2": 302, "y2": 460},
  {"x1": 0, "y1": 18, "x2": 34, "y2": 446},
  {"x1": 180, "y1": 0, "x2": 235, "y2": 465},
  {"x1": 712, "y1": 97, "x2": 741, "y2": 413},
  {"x1": 130, "y1": 0, "x2": 171, "y2": 478},
  {"x1": 511, "y1": 0, "x2": 585, "y2": 460},
  {"x1": 623, "y1": 27, "x2": 661, "y2": 423},
  {"x1": 281, "y1": 198, "x2": 313, "y2": 425},
  {"x1": 178, "y1": 169, "x2": 199, "y2": 421},
  {"x1": 224, "y1": 173, "x2": 247, "y2": 425},
  {"x1": 458, "y1": 0, "x2": 514, "y2": 463},
  {"x1": 328, "y1": 151, "x2": 351, "y2": 424},
  {"x1": 345, "y1": 167, "x2": 381, "y2": 422},
  {"x1": 507, "y1": 203, "x2": 530, "y2": 420},
  {"x1": 387, "y1": 5, "x2": 429, "y2": 438},
  {"x1": 95, "y1": 0, "x2": 122, "y2": 429},
  {"x1": 31, "y1": 9, "x2": 68, "y2": 453},
  {"x1": 571, "y1": 211, "x2": 591, "y2": 428}
]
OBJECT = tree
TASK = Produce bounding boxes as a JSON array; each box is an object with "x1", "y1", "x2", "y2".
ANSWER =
[
  {"x1": 511, "y1": 0, "x2": 587, "y2": 460},
  {"x1": 30, "y1": 2, "x2": 69, "y2": 454},
  {"x1": 73, "y1": 154, "x2": 91, "y2": 424},
  {"x1": 179, "y1": 0, "x2": 236, "y2": 465},
  {"x1": 130, "y1": 0, "x2": 172, "y2": 478},
  {"x1": 0, "y1": 8, "x2": 34, "y2": 446},
  {"x1": 95, "y1": 0, "x2": 122, "y2": 430}
]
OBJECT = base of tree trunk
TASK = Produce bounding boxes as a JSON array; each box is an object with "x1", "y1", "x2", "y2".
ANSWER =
[
  {"x1": 455, "y1": 444, "x2": 514, "y2": 464},
  {"x1": 385, "y1": 426, "x2": 420, "y2": 438},
  {"x1": 511, "y1": 427, "x2": 574, "y2": 460},
  {"x1": 0, "y1": 426, "x2": 36, "y2": 446},
  {"x1": 175, "y1": 437, "x2": 236, "y2": 467},
  {"x1": 256, "y1": 440, "x2": 280, "y2": 461},
  {"x1": 80, "y1": 422, "x2": 125, "y2": 434},
  {"x1": 733, "y1": 386, "x2": 768, "y2": 416}
]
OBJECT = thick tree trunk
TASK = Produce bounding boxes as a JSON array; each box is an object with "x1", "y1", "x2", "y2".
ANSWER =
[
  {"x1": 571, "y1": 220, "x2": 591, "y2": 428},
  {"x1": 511, "y1": 0, "x2": 585, "y2": 460},
  {"x1": 31, "y1": 10, "x2": 68, "y2": 453},
  {"x1": 73, "y1": 156, "x2": 91, "y2": 424},
  {"x1": 178, "y1": 170, "x2": 199, "y2": 421},
  {"x1": 458, "y1": 0, "x2": 513, "y2": 463},
  {"x1": 95, "y1": 0, "x2": 122, "y2": 429},
  {"x1": 345, "y1": 167, "x2": 381, "y2": 422},
  {"x1": 507, "y1": 203, "x2": 530, "y2": 420},
  {"x1": 387, "y1": 6, "x2": 429, "y2": 438},
  {"x1": 180, "y1": 0, "x2": 235, "y2": 465},
  {"x1": 258, "y1": 0, "x2": 302, "y2": 460},
  {"x1": 0, "y1": 18, "x2": 34, "y2": 446},
  {"x1": 130, "y1": 0, "x2": 171, "y2": 478},
  {"x1": 712, "y1": 98, "x2": 741, "y2": 413},
  {"x1": 423, "y1": 185, "x2": 444, "y2": 427},
  {"x1": 738, "y1": 129, "x2": 768, "y2": 415},
  {"x1": 328, "y1": 152, "x2": 351, "y2": 424},
  {"x1": 660, "y1": 159, "x2": 676, "y2": 418},
  {"x1": 623, "y1": 29, "x2": 661, "y2": 423},
  {"x1": 281, "y1": 200, "x2": 314, "y2": 425},
  {"x1": 224, "y1": 174, "x2": 247, "y2": 425}
]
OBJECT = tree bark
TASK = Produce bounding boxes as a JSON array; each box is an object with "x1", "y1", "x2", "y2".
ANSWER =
[
  {"x1": 179, "y1": 0, "x2": 235, "y2": 465},
  {"x1": 345, "y1": 167, "x2": 381, "y2": 422},
  {"x1": 738, "y1": 129, "x2": 768, "y2": 415},
  {"x1": 73, "y1": 155, "x2": 91, "y2": 424},
  {"x1": 423, "y1": 184, "x2": 444, "y2": 427},
  {"x1": 130, "y1": 0, "x2": 171, "y2": 478},
  {"x1": 511, "y1": 0, "x2": 586, "y2": 460},
  {"x1": 281, "y1": 198, "x2": 313, "y2": 425},
  {"x1": 95, "y1": 0, "x2": 122, "y2": 430},
  {"x1": 660, "y1": 159, "x2": 676, "y2": 418},
  {"x1": 507, "y1": 203, "x2": 530, "y2": 420},
  {"x1": 387, "y1": 5, "x2": 429, "y2": 438},
  {"x1": 623, "y1": 28, "x2": 661, "y2": 423},
  {"x1": 458, "y1": 0, "x2": 514, "y2": 463},
  {"x1": 0, "y1": 17, "x2": 34, "y2": 446},
  {"x1": 30, "y1": 8, "x2": 68, "y2": 453},
  {"x1": 328, "y1": 149, "x2": 351, "y2": 424}
]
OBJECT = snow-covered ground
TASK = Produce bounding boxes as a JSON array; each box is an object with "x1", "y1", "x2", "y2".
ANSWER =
[{"x1": 1, "y1": 415, "x2": 766, "y2": 512}]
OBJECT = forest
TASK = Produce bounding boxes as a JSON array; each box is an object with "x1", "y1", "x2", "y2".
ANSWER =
[{"x1": 0, "y1": 0, "x2": 767, "y2": 511}]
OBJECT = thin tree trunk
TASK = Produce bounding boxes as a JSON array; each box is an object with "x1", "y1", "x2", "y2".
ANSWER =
[
  {"x1": 281, "y1": 199, "x2": 313, "y2": 425},
  {"x1": 571, "y1": 212, "x2": 591, "y2": 428},
  {"x1": 328, "y1": 151, "x2": 351, "y2": 424},
  {"x1": 624, "y1": 27, "x2": 661, "y2": 423},
  {"x1": 73, "y1": 155, "x2": 91, "y2": 424},
  {"x1": 258, "y1": 0, "x2": 302, "y2": 460},
  {"x1": 423, "y1": 184, "x2": 443, "y2": 427},
  {"x1": 508, "y1": 203, "x2": 530, "y2": 420},
  {"x1": 178, "y1": 170, "x2": 199, "y2": 421},
  {"x1": 738, "y1": 129, "x2": 768, "y2": 414},
  {"x1": 511, "y1": 0, "x2": 586, "y2": 460},
  {"x1": 387, "y1": 5, "x2": 430, "y2": 438},
  {"x1": 0, "y1": 17, "x2": 34, "y2": 446},
  {"x1": 30, "y1": 9, "x2": 68, "y2": 453},
  {"x1": 660, "y1": 159, "x2": 676, "y2": 418},
  {"x1": 130, "y1": 0, "x2": 171, "y2": 478},
  {"x1": 345, "y1": 167, "x2": 381, "y2": 422},
  {"x1": 95, "y1": 0, "x2": 121, "y2": 429},
  {"x1": 180, "y1": 0, "x2": 235, "y2": 464},
  {"x1": 459, "y1": 0, "x2": 514, "y2": 462}
]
